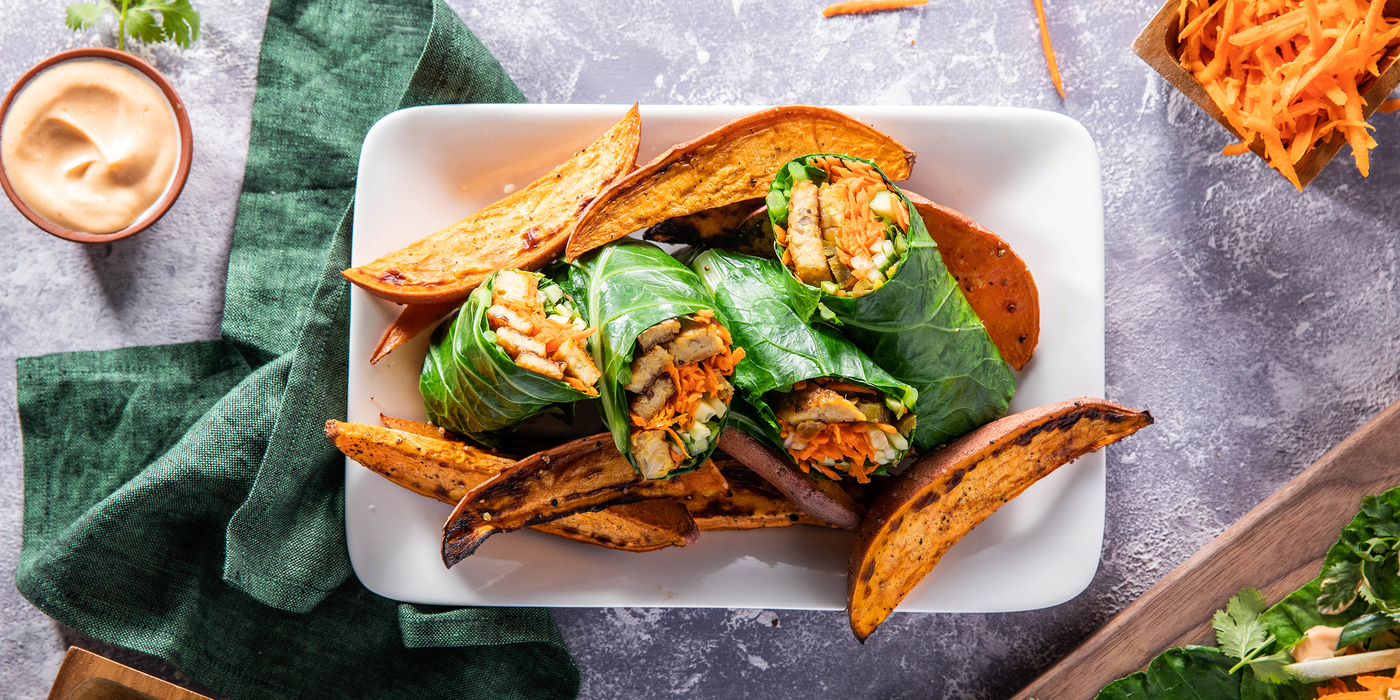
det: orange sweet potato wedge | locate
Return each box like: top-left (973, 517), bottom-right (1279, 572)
top-left (717, 427), bottom-right (863, 530)
top-left (847, 398), bottom-right (1153, 641)
top-left (369, 301), bottom-right (461, 364)
top-left (685, 457), bottom-right (838, 530)
top-left (327, 419), bottom-right (700, 553)
top-left (441, 433), bottom-right (729, 566)
top-left (904, 191), bottom-right (1039, 370)
top-left (343, 104), bottom-right (642, 305)
top-left (532, 499), bottom-right (700, 552)
top-left (565, 105), bottom-right (916, 260)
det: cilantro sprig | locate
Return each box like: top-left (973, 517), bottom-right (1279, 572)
top-left (1213, 588), bottom-right (1294, 684)
top-left (65, 0), bottom-right (201, 51)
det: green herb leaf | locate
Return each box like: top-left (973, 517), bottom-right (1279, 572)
top-left (1215, 589), bottom-right (1274, 664)
top-left (1318, 561), bottom-right (1365, 616)
top-left (65, 3), bottom-right (108, 30)
top-left (65, 0), bottom-right (200, 50)
top-left (1247, 651), bottom-right (1294, 685)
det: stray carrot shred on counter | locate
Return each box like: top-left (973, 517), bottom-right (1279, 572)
top-left (1381, 97), bottom-right (1400, 112)
top-left (1034, 0), bottom-right (1066, 98)
top-left (1176, 0), bottom-right (1400, 189)
top-left (822, 0), bottom-right (926, 18)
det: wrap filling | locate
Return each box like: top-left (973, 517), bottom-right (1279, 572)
top-left (486, 270), bottom-right (601, 394)
top-left (626, 311), bottom-right (745, 479)
top-left (773, 378), bottom-right (914, 483)
top-left (771, 155), bottom-right (911, 297)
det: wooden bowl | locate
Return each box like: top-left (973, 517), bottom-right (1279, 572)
top-left (1132, 0), bottom-right (1400, 189)
top-left (0, 47), bottom-right (193, 243)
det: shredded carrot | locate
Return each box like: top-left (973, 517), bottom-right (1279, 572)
top-left (1382, 97), bottom-right (1400, 111)
top-left (1177, 0), bottom-right (1400, 188)
top-left (1033, 0), bottom-right (1066, 98)
top-left (822, 0), bottom-right (926, 17)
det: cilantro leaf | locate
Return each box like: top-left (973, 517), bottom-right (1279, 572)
top-left (65, 2), bottom-right (109, 30)
top-left (1215, 588), bottom-right (1273, 662)
top-left (64, 0), bottom-right (200, 50)
top-left (1247, 650), bottom-right (1295, 685)
top-left (123, 6), bottom-right (166, 46)
top-left (1318, 560), bottom-right (1365, 616)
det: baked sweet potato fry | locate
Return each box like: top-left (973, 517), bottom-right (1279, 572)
top-left (326, 419), bottom-right (507, 502)
top-left (643, 198), bottom-right (766, 246)
top-left (566, 106), bottom-right (916, 260)
top-left (847, 398), bottom-right (1153, 641)
top-left (370, 301), bottom-right (461, 364)
top-left (533, 500), bottom-right (699, 551)
top-left (328, 419), bottom-right (701, 553)
top-left (686, 458), bottom-right (835, 530)
top-left (904, 191), bottom-right (1039, 370)
top-left (441, 433), bottom-right (729, 566)
top-left (718, 427), bottom-right (863, 531)
top-left (344, 104), bottom-right (641, 305)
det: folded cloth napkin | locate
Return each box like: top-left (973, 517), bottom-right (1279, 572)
top-left (15, 0), bottom-right (580, 697)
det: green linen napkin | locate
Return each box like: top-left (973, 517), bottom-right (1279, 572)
top-left (15, 0), bottom-right (580, 698)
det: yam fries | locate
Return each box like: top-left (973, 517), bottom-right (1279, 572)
top-left (441, 433), bottom-right (728, 566)
top-left (565, 106), bottom-right (915, 261)
top-left (343, 104), bottom-right (641, 305)
top-left (326, 419), bottom-right (701, 553)
top-left (848, 399), bottom-right (1153, 641)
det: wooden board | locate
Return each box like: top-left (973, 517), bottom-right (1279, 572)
top-left (46, 647), bottom-right (215, 700)
top-left (1131, 0), bottom-right (1400, 189)
top-left (1012, 399), bottom-right (1400, 700)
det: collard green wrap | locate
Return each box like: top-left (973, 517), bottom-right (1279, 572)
top-left (768, 153), bottom-right (1017, 450)
top-left (420, 271), bottom-right (592, 446)
top-left (561, 240), bottom-right (733, 477)
top-left (692, 249), bottom-right (915, 471)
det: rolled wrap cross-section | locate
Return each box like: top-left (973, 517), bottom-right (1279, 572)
top-left (562, 241), bottom-right (745, 479)
top-left (693, 249), bottom-right (915, 483)
top-left (420, 269), bottom-right (601, 446)
top-left (767, 154), bottom-right (1016, 451)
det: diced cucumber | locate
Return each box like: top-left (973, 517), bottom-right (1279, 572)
top-left (706, 397), bottom-right (728, 418)
top-left (872, 252), bottom-right (889, 270)
top-left (869, 190), bottom-right (897, 220)
top-left (820, 281), bottom-right (839, 294)
top-left (693, 400), bottom-right (718, 424)
top-left (894, 234), bottom-right (908, 255)
top-left (882, 239), bottom-right (895, 256)
top-left (482, 330), bottom-right (497, 342)
top-left (543, 284), bottom-right (565, 303)
top-left (890, 432), bottom-right (909, 451)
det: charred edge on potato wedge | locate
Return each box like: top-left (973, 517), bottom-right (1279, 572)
top-left (903, 191), bottom-right (1039, 371)
top-left (847, 398), bottom-right (1153, 642)
top-left (717, 427), bottom-right (864, 531)
top-left (685, 459), bottom-right (835, 530)
top-left (441, 433), bottom-right (729, 567)
top-left (566, 105), bottom-right (916, 261)
top-left (344, 104), bottom-right (641, 305)
top-left (331, 419), bottom-right (699, 553)
top-left (531, 500), bottom-right (701, 552)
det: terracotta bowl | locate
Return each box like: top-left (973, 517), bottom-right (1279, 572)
top-left (1132, 0), bottom-right (1400, 189)
top-left (0, 47), bottom-right (193, 243)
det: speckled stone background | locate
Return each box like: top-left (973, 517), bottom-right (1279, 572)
top-left (2, 0), bottom-right (1397, 697)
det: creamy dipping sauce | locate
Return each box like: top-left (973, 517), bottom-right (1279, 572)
top-left (1, 59), bottom-right (178, 234)
top-left (1291, 625), bottom-right (1345, 663)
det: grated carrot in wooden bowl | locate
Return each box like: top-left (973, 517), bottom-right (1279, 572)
top-left (1176, 0), bottom-right (1400, 189)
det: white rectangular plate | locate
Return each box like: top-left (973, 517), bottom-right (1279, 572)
top-left (347, 105), bottom-right (1104, 611)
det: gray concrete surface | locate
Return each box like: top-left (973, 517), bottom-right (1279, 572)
top-left (2, 0), bottom-right (1398, 698)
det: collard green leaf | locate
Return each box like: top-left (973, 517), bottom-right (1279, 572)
top-left (767, 154), bottom-right (1016, 450)
top-left (420, 271), bottom-right (593, 447)
top-left (1261, 488), bottom-right (1400, 650)
top-left (691, 250), bottom-right (915, 468)
top-left (561, 240), bottom-right (732, 476)
top-left (1095, 647), bottom-right (1242, 700)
